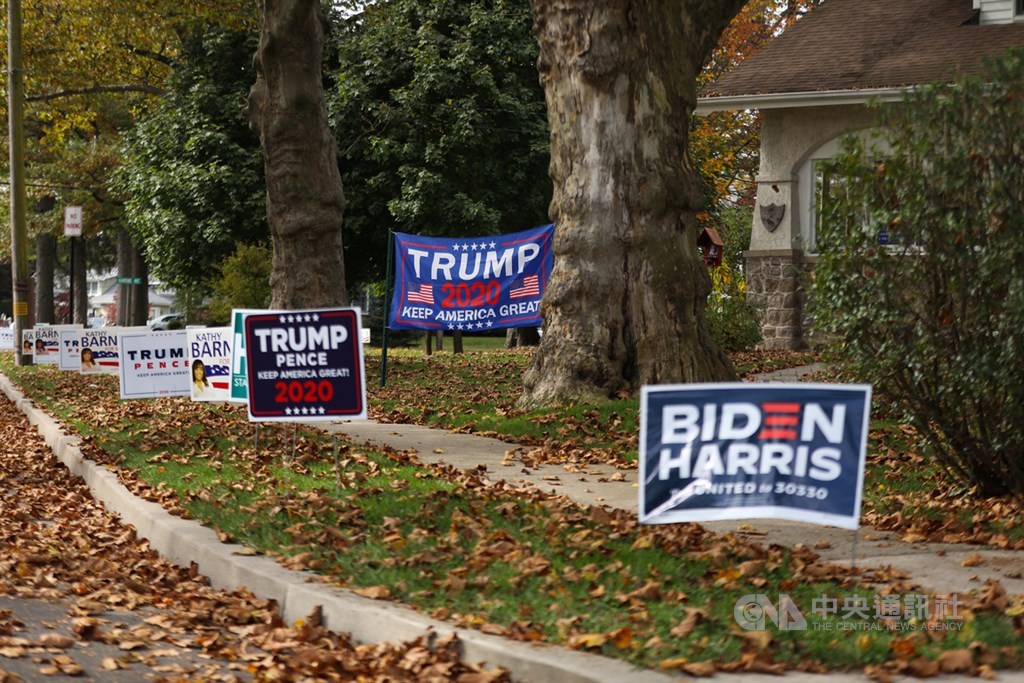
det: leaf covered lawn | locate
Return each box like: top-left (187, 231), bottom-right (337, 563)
top-left (2, 350), bottom-right (1022, 678)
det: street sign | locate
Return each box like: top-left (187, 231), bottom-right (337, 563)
top-left (64, 206), bottom-right (82, 237)
top-left (116, 277), bottom-right (142, 285)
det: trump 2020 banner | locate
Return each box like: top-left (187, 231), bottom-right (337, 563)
top-left (639, 384), bottom-right (871, 530)
top-left (388, 224), bottom-right (554, 331)
top-left (244, 309), bottom-right (367, 422)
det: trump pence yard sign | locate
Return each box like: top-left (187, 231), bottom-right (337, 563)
top-left (640, 383), bottom-right (871, 530)
top-left (244, 309), bottom-right (367, 422)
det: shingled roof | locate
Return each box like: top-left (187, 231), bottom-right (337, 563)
top-left (699, 0), bottom-right (1024, 108)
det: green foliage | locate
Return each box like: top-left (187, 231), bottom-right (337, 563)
top-left (114, 25), bottom-right (267, 292)
top-left (206, 242), bottom-right (273, 326)
top-left (706, 207), bottom-right (762, 351)
top-left (328, 0), bottom-right (551, 285)
top-left (811, 49), bottom-right (1024, 496)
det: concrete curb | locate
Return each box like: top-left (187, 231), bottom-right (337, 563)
top-left (0, 373), bottom-right (679, 683)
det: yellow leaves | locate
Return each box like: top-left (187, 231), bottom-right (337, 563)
top-left (567, 626), bottom-right (633, 651)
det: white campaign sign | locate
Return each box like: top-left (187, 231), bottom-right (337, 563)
top-left (118, 330), bottom-right (190, 399)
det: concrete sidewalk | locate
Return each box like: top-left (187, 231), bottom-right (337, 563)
top-left (4, 366), bottom-right (1021, 683)
top-left (325, 363), bottom-right (1022, 598)
top-left (324, 418), bottom-right (1023, 598)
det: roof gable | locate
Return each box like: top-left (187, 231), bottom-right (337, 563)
top-left (700, 0), bottom-right (1024, 108)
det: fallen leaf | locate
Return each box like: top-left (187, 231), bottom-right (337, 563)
top-left (353, 585), bottom-right (392, 600)
top-left (39, 633), bottom-right (75, 649)
top-left (936, 649), bottom-right (973, 673)
top-left (961, 555), bottom-right (986, 568)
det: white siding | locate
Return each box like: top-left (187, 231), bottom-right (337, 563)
top-left (978, 0), bottom-right (1015, 24)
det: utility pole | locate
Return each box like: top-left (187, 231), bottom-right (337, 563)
top-left (7, 0), bottom-right (31, 365)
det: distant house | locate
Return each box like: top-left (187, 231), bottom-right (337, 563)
top-left (696, 0), bottom-right (1024, 350)
top-left (86, 270), bottom-right (177, 322)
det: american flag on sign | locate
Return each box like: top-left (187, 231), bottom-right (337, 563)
top-left (509, 274), bottom-right (540, 299)
top-left (93, 350), bottom-right (119, 366)
top-left (406, 283), bottom-right (435, 305)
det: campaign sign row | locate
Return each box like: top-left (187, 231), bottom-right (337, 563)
top-left (3, 308), bottom-right (367, 423)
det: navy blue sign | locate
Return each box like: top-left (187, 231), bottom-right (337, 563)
top-left (244, 309), bottom-right (367, 422)
top-left (640, 384), bottom-right (871, 530)
top-left (388, 224), bottom-right (554, 331)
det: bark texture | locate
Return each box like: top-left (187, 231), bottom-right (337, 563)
top-left (130, 247), bottom-right (148, 326)
top-left (34, 233), bottom-right (55, 324)
top-left (522, 0), bottom-right (744, 405)
top-left (72, 237), bottom-right (87, 325)
top-left (116, 228), bottom-right (132, 326)
top-left (246, 0), bottom-right (347, 309)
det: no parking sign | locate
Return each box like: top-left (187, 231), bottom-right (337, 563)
top-left (243, 309), bottom-right (367, 422)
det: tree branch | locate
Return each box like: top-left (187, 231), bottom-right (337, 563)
top-left (27, 84), bottom-right (166, 102)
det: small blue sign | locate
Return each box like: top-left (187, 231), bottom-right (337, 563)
top-left (640, 383), bottom-right (871, 530)
top-left (244, 309), bottom-right (367, 422)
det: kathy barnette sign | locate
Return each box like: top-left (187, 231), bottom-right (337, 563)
top-left (639, 384), bottom-right (871, 530)
top-left (244, 309), bottom-right (367, 422)
top-left (388, 224), bottom-right (554, 331)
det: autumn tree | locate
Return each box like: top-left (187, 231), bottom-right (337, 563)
top-left (246, 0), bottom-right (347, 309)
top-left (116, 25), bottom-right (267, 294)
top-left (328, 0), bottom-right (550, 288)
top-left (692, 0), bottom-right (818, 214)
top-left (522, 1), bottom-right (747, 405)
top-left (1, 0), bottom-right (252, 322)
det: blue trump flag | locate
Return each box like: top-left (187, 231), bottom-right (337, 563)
top-left (388, 225), bottom-right (554, 331)
top-left (639, 383), bottom-right (871, 530)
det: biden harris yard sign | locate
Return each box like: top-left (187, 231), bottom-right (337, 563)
top-left (639, 384), bottom-right (871, 530)
top-left (244, 309), bottom-right (367, 422)
top-left (388, 224), bottom-right (553, 331)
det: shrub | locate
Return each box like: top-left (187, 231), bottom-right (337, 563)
top-left (706, 206), bottom-right (762, 351)
top-left (812, 49), bottom-right (1024, 496)
top-left (206, 242), bottom-right (273, 326)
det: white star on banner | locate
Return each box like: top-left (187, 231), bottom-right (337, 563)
top-left (489, 241), bottom-right (496, 249)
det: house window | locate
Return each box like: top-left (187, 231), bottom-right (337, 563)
top-left (799, 129), bottom-right (892, 253)
top-left (812, 159), bottom-right (846, 252)
top-left (1017, 0), bottom-right (1024, 19)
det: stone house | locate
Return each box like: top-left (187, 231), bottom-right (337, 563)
top-left (696, 0), bottom-right (1024, 349)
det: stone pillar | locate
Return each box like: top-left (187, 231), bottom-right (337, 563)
top-left (745, 250), bottom-right (808, 350)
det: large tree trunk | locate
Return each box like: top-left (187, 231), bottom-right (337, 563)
top-left (116, 228), bottom-right (132, 326)
top-left (34, 232), bottom-right (55, 324)
top-left (506, 327), bottom-right (540, 349)
top-left (72, 237), bottom-right (87, 325)
top-left (246, 0), bottom-right (347, 310)
top-left (130, 247), bottom-right (148, 326)
top-left (521, 0), bottom-right (744, 406)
